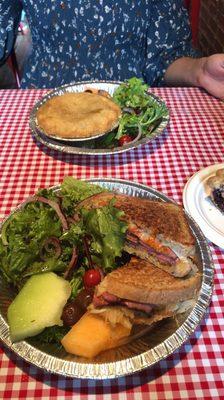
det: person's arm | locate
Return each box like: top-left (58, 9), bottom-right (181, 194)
top-left (0, 0), bottom-right (22, 65)
top-left (144, 0), bottom-right (199, 86)
top-left (164, 54), bottom-right (224, 100)
top-left (145, 1), bottom-right (224, 100)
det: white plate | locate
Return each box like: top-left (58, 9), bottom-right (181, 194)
top-left (183, 163), bottom-right (224, 248)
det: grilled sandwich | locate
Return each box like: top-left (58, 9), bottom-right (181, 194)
top-left (92, 257), bottom-right (201, 325)
top-left (61, 191), bottom-right (201, 358)
top-left (62, 257), bottom-right (201, 358)
top-left (78, 192), bottom-right (198, 278)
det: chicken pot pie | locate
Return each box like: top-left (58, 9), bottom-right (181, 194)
top-left (36, 92), bottom-right (121, 139)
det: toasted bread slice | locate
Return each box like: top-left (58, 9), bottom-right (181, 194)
top-left (78, 192), bottom-right (194, 246)
top-left (96, 257), bottom-right (201, 306)
top-left (79, 192), bottom-right (197, 277)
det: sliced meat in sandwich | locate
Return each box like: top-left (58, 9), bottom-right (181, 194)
top-left (92, 257), bottom-right (201, 327)
top-left (78, 192), bottom-right (198, 278)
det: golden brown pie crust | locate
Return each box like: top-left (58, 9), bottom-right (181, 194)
top-left (36, 92), bottom-right (121, 139)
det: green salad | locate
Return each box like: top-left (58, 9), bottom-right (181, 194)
top-left (0, 177), bottom-right (128, 344)
top-left (98, 77), bottom-right (169, 148)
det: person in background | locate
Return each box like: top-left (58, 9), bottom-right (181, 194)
top-left (0, 0), bottom-right (223, 99)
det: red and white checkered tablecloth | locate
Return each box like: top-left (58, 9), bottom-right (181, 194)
top-left (0, 87), bottom-right (224, 399)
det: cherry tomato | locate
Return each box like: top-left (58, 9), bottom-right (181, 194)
top-left (83, 269), bottom-right (101, 288)
top-left (118, 134), bottom-right (133, 146)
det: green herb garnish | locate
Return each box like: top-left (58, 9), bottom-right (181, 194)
top-left (113, 77), bottom-right (168, 141)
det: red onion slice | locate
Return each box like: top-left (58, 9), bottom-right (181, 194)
top-left (97, 267), bottom-right (105, 280)
top-left (25, 196), bottom-right (68, 231)
top-left (131, 124), bottom-right (142, 144)
top-left (64, 247), bottom-right (78, 280)
top-left (40, 237), bottom-right (62, 260)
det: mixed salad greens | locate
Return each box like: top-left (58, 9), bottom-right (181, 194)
top-left (98, 77), bottom-right (168, 148)
top-left (0, 177), bottom-right (128, 344)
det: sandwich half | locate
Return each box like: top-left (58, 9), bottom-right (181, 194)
top-left (61, 257), bottom-right (201, 358)
top-left (92, 257), bottom-right (201, 326)
top-left (78, 192), bottom-right (198, 278)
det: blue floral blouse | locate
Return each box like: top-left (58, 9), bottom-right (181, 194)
top-left (0, 0), bottom-right (198, 88)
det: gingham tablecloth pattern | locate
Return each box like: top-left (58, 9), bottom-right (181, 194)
top-left (0, 87), bottom-right (224, 400)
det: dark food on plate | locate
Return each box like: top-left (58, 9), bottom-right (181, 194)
top-left (61, 287), bottom-right (94, 327)
top-left (84, 87), bottom-right (112, 98)
top-left (0, 178), bottom-right (201, 359)
top-left (36, 92), bottom-right (121, 139)
top-left (207, 168), bottom-right (224, 213)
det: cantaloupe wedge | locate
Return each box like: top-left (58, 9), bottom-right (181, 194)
top-left (61, 312), bottom-right (131, 358)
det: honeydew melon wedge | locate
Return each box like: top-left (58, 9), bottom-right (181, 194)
top-left (7, 272), bottom-right (71, 343)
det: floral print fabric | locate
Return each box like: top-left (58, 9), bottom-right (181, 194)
top-left (0, 0), bottom-right (198, 88)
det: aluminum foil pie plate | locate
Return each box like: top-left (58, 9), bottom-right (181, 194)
top-left (29, 81), bottom-right (169, 155)
top-left (0, 179), bottom-right (213, 379)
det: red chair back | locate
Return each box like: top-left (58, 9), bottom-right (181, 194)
top-left (7, 50), bottom-right (21, 88)
top-left (184, 0), bottom-right (201, 46)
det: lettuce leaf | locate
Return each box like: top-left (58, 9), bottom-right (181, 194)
top-left (0, 178), bottom-right (127, 289)
top-left (60, 177), bottom-right (105, 215)
top-left (81, 201), bottom-right (127, 271)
